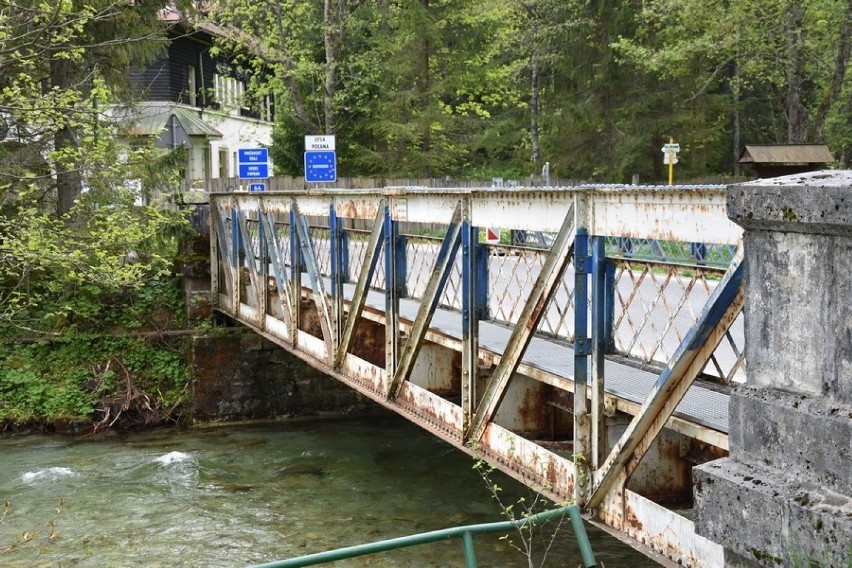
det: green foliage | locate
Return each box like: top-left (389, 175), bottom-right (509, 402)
top-left (222, 0), bottom-right (849, 180)
top-left (471, 449), bottom-right (573, 568)
top-left (0, 331), bottom-right (190, 424)
top-left (615, 0), bottom-right (851, 166)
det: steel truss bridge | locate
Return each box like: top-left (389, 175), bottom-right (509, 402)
top-left (210, 185), bottom-right (745, 566)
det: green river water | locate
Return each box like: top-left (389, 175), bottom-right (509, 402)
top-left (1, 416), bottom-right (661, 567)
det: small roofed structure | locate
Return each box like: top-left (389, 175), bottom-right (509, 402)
top-left (738, 144), bottom-right (835, 178)
top-left (112, 104), bottom-right (223, 149)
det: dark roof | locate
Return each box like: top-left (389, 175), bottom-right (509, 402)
top-left (738, 144), bottom-right (835, 165)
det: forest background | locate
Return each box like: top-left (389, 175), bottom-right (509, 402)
top-left (0, 0), bottom-right (849, 428)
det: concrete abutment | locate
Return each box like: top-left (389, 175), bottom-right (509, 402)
top-left (694, 171), bottom-right (852, 567)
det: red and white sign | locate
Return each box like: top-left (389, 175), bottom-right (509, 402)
top-left (485, 227), bottom-right (501, 244)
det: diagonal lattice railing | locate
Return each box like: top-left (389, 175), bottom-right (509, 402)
top-left (215, 198), bottom-right (744, 386)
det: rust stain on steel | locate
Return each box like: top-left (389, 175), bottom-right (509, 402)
top-left (624, 505), bottom-right (645, 534)
top-left (337, 198), bottom-right (380, 220)
top-left (397, 383), bottom-right (463, 433)
top-left (517, 381), bottom-right (550, 434)
top-left (348, 318), bottom-right (385, 367)
top-left (299, 298), bottom-right (324, 339)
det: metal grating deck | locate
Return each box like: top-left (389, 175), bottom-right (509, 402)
top-left (328, 277), bottom-right (729, 434)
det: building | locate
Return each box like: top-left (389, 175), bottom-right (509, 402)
top-left (113, 11), bottom-right (274, 192)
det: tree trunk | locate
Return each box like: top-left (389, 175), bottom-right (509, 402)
top-left (812, 0), bottom-right (852, 140)
top-left (785, 0), bottom-right (808, 143)
top-left (420, 0), bottom-right (431, 164)
top-left (273, 3), bottom-right (316, 131)
top-left (529, 5), bottom-right (541, 165)
top-left (732, 62), bottom-right (741, 177)
top-left (51, 57), bottom-right (83, 219)
top-left (323, 0), bottom-right (337, 134)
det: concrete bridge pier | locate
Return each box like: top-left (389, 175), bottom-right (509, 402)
top-left (694, 171), bottom-right (852, 567)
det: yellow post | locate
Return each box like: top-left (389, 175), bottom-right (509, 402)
top-left (668, 136), bottom-right (674, 186)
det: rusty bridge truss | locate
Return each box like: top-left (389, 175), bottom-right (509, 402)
top-left (210, 186), bottom-right (745, 566)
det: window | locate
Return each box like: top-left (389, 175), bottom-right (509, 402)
top-left (213, 73), bottom-right (245, 110)
top-left (259, 94), bottom-right (275, 123)
top-left (218, 147), bottom-right (229, 178)
top-left (202, 146), bottom-right (212, 181)
top-left (187, 65), bottom-right (197, 106)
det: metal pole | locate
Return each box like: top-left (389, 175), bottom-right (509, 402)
top-left (329, 204), bottom-right (343, 350)
top-left (668, 136), bottom-right (674, 186)
top-left (573, 226), bottom-right (591, 505)
top-left (590, 235), bottom-right (607, 468)
top-left (461, 207), bottom-right (479, 432)
top-left (384, 203), bottom-right (399, 382)
top-left (568, 505), bottom-right (598, 568)
top-left (289, 209), bottom-right (301, 345)
top-left (251, 505), bottom-right (596, 568)
top-left (461, 531), bottom-right (477, 568)
top-left (258, 208), bottom-right (268, 329)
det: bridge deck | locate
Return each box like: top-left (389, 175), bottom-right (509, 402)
top-left (331, 276), bottom-right (730, 435)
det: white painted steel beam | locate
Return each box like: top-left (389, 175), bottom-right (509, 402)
top-left (334, 202), bottom-right (386, 369)
top-left (214, 185), bottom-right (741, 244)
top-left (236, 211), bottom-right (264, 328)
top-left (260, 211), bottom-right (294, 338)
top-left (387, 201), bottom-right (463, 399)
top-left (465, 203), bottom-right (576, 443)
top-left (212, 205), bottom-right (236, 307)
top-left (293, 205), bottom-right (335, 362)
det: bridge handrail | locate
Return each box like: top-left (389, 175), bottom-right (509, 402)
top-left (249, 504), bottom-right (597, 568)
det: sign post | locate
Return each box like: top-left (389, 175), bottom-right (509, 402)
top-left (661, 138), bottom-right (680, 185)
top-left (304, 135), bottom-right (337, 183)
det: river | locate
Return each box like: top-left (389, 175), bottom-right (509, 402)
top-left (1, 416), bottom-right (661, 567)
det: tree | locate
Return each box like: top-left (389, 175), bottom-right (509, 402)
top-left (0, 0), bottom-right (190, 335)
top-left (212, 0), bottom-right (357, 172)
top-left (0, 0), bottom-right (181, 218)
top-left (614, 0), bottom-right (852, 172)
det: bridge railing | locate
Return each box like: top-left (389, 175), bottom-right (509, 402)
top-left (249, 504), bottom-right (597, 568)
top-left (227, 193), bottom-right (744, 385)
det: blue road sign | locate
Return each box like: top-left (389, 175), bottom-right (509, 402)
top-left (238, 147), bottom-right (270, 180)
top-left (248, 182), bottom-right (266, 193)
top-left (238, 148), bottom-right (268, 163)
top-left (238, 163), bottom-right (270, 179)
top-left (305, 151), bottom-right (337, 183)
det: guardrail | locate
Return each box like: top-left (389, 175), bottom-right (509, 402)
top-left (250, 504), bottom-right (597, 568)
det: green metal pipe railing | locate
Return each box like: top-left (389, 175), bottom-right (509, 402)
top-left (250, 504), bottom-right (597, 568)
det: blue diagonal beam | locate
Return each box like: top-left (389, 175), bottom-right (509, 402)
top-left (465, 204), bottom-right (577, 443)
top-left (293, 204), bottom-right (335, 362)
top-left (587, 255), bottom-right (746, 510)
top-left (387, 201), bottom-right (464, 400)
top-left (212, 205), bottom-right (236, 302)
top-left (236, 210), bottom-right (264, 319)
top-left (334, 201), bottom-right (387, 369)
top-left (260, 211), bottom-right (294, 334)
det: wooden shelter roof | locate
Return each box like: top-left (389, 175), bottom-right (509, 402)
top-left (738, 144), bottom-right (834, 165)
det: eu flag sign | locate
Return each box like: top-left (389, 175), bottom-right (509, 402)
top-left (304, 151), bottom-right (337, 183)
